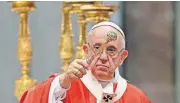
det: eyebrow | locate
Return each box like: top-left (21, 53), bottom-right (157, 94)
top-left (107, 45), bottom-right (117, 49)
top-left (92, 43), bottom-right (118, 49)
top-left (92, 43), bottom-right (102, 46)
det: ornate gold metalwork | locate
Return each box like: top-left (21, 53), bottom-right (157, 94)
top-left (59, 2), bottom-right (74, 71)
top-left (81, 5), bottom-right (119, 22)
top-left (75, 14), bottom-right (87, 59)
top-left (11, 1), bottom-right (37, 100)
top-left (67, 1), bottom-right (95, 59)
top-left (94, 1), bottom-right (104, 5)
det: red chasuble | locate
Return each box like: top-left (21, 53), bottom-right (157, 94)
top-left (20, 74), bottom-right (151, 103)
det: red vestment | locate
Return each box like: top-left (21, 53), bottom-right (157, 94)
top-left (20, 74), bottom-right (151, 103)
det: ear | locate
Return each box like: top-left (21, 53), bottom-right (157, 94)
top-left (117, 50), bottom-right (128, 66)
top-left (121, 50), bottom-right (128, 61)
top-left (82, 44), bottom-right (88, 56)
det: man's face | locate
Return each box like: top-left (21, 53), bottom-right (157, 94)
top-left (83, 26), bottom-right (128, 80)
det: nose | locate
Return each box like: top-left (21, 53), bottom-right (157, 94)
top-left (99, 49), bottom-right (108, 62)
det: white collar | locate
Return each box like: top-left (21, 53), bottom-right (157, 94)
top-left (80, 68), bottom-right (127, 102)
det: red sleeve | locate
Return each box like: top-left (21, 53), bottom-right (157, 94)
top-left (141, 95), bottom-right (151, 103)
top-left (19, 91), bottom-right (28, 103)
top-left (19, 74), bottom-right (58, 103)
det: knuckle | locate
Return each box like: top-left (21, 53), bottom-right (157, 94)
top-left (79, 65), bottom-right (83, 69)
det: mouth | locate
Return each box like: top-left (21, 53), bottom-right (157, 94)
top-left (96, 65), bottom-right (109, 71)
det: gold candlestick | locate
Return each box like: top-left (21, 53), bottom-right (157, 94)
top-left (67, 1), bottom-right (95, 59)
top-left (94, 1), bottom-right (104, 5)
top-left (11, 1), bottom-right (37, 100)
top-left (81, 5), bottom-right (119, 22)
top-left (75, 14), bottom-right (86, 59)
top-left (59, 2), bottom-right (74, 71)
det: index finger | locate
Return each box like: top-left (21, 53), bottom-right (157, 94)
top-left (89, 54), bottom-right (100, 70)
top-left (76, 59), bottom-right (89, 70)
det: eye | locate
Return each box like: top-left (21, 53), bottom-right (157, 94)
top-left (94, 45), bottom-right (100, 49)
top-left (107, 47), bottom-right (117, 56)
top-left (107, 47), bottom-right (116, 52)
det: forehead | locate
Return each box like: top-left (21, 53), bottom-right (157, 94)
top-left (91, 26), bottom-right (117, 37)
top-left (89, 26), bottom-right (124, 47)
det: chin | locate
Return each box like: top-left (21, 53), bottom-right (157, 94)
top-left (93, 70), bottom-right (108, 80)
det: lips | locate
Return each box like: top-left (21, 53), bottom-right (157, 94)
top-left (96, 64), bottom-right (109, 68)
top-left (96, 65), bottom-right (109, 71)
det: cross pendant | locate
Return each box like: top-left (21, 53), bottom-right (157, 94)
top-left (101, 93), bottom-right (114, 103)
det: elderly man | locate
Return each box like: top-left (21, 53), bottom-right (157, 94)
top-left (20, 21), bottom-right (151, 103)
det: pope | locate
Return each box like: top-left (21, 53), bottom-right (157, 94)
top-left (20, 21), bottom-right (151, 103)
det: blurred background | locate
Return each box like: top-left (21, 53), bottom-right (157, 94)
top-left (0, 1), bottom-right (179, 103)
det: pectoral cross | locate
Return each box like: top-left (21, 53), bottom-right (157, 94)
top-left (101, 93), bottom-right (116, 103)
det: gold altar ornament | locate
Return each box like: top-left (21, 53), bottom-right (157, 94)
top-left (11, 1), bottom-right (37, 100)
top-left (67, 1), bottom-right (95, 59)
top-left (81, 5), bottom-right (119, 22)
top-left (59, 2), bottom-right (74, 71)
